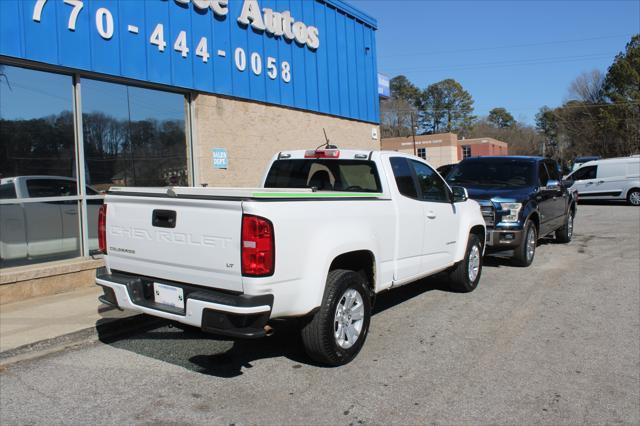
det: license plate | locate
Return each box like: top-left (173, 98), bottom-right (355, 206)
top-left (153, 282), bottom-right (184, 310)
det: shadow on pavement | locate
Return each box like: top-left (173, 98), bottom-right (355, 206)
top-left (96, 274), bottom-right (459, 377)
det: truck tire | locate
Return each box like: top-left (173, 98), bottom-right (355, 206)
top-left (448, 233), bottom-right (483, 292)
top-left (301, 269), bottom-right (371, 366)
top-left (512, 220), bottom-right (537, 267)
top-left (555, 208), bottom-right (574, 243)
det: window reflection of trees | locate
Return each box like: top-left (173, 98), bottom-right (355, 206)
top-left (0, 112), bottom-right (76, 179)
top-left (83, 112), bottom-right (188, 190)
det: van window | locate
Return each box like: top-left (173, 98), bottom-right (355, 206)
top-left (570, 165), bottom-right (597, 181)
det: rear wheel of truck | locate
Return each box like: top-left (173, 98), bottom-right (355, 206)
top-left (301, 269), bottom-right (371, 366)
top-left (448, 233), bottom-right (483, 292)
top-left (555, 209), bottom-right (574, 243)
top-left (513, 220), bottom-right (537, 267)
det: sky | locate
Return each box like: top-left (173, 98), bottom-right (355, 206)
top-left (353, 0), bottom-right (640, 124)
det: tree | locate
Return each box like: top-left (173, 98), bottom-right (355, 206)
top-left (470, 119), bottom-right (542, 156)
top-left (389, 75), bottom-right (420, 103)
top-left (602, 34), bottom-right (640, 156)
top-left (567, 70), bottom-right (605, 104)
top-left (488, 107), bottom-right (515, 128)
top-left (533, 35), bottom-right (640, 161)
top-left (418, 79), bottom-right (475, 135)
top-left (535, 106), bottom-right (559, 143)
top-left (380, 75), bottom-right (420, 138)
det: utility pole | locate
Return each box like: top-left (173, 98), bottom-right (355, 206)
top-left (411, 111), bottom-right (417, 156)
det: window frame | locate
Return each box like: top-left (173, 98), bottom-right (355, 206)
top-left (0, 58), bottom-right (195, 267)
top-left (462, 145), bottom-right (472, 159)
top-left (570, 165), bottom-right (597, 181)
top-left (409, 159), bottom-right (453, 204)
top-left (390, 156), bottom-right (452, 203)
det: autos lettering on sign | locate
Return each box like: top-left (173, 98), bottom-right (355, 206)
top-left (30, 0), bottom-right (323, 83)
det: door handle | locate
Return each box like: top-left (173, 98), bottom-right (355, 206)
top-left (63, 210), bottom-right (77, 215)
top-left (427, 211), bottom-right (436, 219)
top-left (585, 182), bottom-right (594, 185)
top-left (597, 180), bottom-right (605, 184)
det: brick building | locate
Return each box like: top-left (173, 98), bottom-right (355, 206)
top-left (381, 133), bottom-right (509, 168)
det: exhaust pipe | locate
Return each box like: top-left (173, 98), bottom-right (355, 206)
top-left (264, 325), bottom-right (275, 337)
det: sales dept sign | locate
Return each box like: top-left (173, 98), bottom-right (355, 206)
top-left (212, 148), bottom-right (228, 169)
top-left (29, 0), bottom-right (319, 85)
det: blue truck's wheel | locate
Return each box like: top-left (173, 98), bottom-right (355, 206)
top-left (555, 209), bottom-right (575, 243)
top-left (513, 221), bottom-right (537, 267)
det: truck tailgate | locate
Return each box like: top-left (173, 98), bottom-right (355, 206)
top-left (105, 195), bottom-right (243, 293)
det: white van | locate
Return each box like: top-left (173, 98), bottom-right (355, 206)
top-left (567, 156), bottom-right (640, 205)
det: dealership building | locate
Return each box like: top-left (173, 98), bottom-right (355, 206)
top-left (381, 133), bottom-right (509, 168)
top-left (0, 0), bottom-right (380, 302)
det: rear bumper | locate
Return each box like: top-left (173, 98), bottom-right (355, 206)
top-left (96, 268), bottom-right (273, 338)
top-left (486, 228), bottom-right (524, 249)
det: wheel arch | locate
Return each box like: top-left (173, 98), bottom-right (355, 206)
top-left (469, 224), bottom-right (486, 253)
top-left (329, 250), bottom-right (376, 296)
top-left (527, 210), bottom-right (540, 234)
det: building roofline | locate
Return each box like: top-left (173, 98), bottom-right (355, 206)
top-left (323, 0), bottom-right (378, 28)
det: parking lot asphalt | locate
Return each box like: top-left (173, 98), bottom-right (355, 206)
top-left (0, 204), bottom-right (638, 425)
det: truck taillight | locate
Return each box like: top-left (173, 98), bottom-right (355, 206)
top-left (241, 214), bottom-right (274, 276)
top-left (98, 204), bottom-right (107, 254)
top-left (304, 149), bottom-right (340, 159)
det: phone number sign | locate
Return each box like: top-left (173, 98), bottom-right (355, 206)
top-left (0, 0), bottom-right (380, 123)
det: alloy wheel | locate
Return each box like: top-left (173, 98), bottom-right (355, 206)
top-left (468, 244), bottom-right (481, 282)
top-left (333, 288), bottom-right (364, 349)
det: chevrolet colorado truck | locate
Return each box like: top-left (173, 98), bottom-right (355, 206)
top-left (446, 156), bottom-right (577, 267)
top-left (96, 148), bottom-right (486, 365)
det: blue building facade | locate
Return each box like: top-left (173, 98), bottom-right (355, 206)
top-left (0, 0), bottom-right (380, 273)
top-left (0, 0), bottom-right (379, 123)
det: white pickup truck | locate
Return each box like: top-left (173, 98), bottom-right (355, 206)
top-left (96, 148), bottom-right (486, 365)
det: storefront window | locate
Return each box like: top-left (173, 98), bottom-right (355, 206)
top-left (82, 79), bottom-right (189, 191)
top-left (0, 65), bottom-right (81, 267)
top-left (0, 64), bottom-right (191, 268)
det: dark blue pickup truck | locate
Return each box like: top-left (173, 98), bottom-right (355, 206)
top-left (446, 156), bottom-right (577, 266)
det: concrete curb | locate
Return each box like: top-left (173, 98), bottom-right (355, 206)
top-left (0, 314), bottom-right (166, 367)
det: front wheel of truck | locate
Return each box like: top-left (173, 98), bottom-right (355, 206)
top-left (448, 233), bottom-right (483, 292)
top-left (301, 269), bottom-right (371, 366)
top-left (513, 220), bottom-right (537, 267)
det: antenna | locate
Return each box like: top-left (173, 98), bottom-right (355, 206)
top-left (316, 128), bottom-right (337, 150)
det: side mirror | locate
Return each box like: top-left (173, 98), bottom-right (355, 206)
top-left (545, 179), bottom-right (561, 191)
top-left (561, 179), bottom-right (574, 188)
top-left (451, 186), bottom-right (468, 203)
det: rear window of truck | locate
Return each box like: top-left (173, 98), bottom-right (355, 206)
top-left (265, 160), bottom-right (382, 192)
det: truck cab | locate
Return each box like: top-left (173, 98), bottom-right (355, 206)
top-left (447, 156), bottom-right (577, 266)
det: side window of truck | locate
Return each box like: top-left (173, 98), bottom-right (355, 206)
top-left (545, 160), bottom-right (561, 181)
top-left (538, 162), bottom-right (550, 187)
top-left (0, 183), bottom-right (17, 199)
top-left (410, 160), bottom-right (451, 203)
top-left (390, 157), bottom-right (418, 199)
